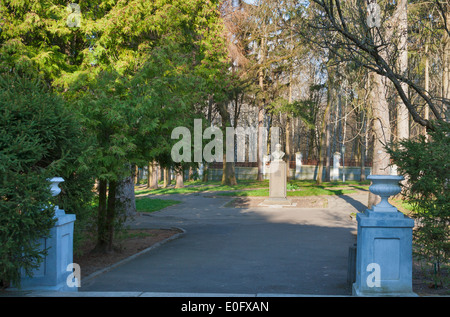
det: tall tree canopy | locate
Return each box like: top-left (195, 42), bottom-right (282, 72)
top-left (1, 0), bottom-right (231, 252)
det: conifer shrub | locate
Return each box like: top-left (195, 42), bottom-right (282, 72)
top-left (0, 73), bottom-right (90, 288)
top-left (387, 121), bottom-right (450, 287)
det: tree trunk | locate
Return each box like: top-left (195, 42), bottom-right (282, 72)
top-left (368, 71), bottom-right (392, 208)
top-left (222, 153), bottom-right (237, 186)
top-left (202, 163), bottom-right (209, 182)
top-left (147, 162), bottom-right (151, 187)
top-left (257, 37), bottom-right (266, 182)
top-left (96, 179), bottom-right (108, 252)
top-left (316, 81), bottom-right (332, 184)
top-left (286, 115), bottom-right (291, 181)
top-left (342, 93), bottom-right (348, 182)
top-left (221, 107), bottom-right (237, 186)
top-left (257, 106), bottom-right (265, 181)
top-left (424, 43), bottom-right (430, 140)
top-left (203, 94), bottom-right (213, 183)
top-left (396, 0), bottom-right (409, 141)
top-left (216, 101), bottom-right (238, 185)
top-left (360, 108), bottom-right (367, 182)
top-left (325, 117), bottom-right (331, 182)
top-left (443, 11), bottom-right (450, 119)
top-left (325, 91), bottom-right (332, 182)
top-left (286, 66), bottom-right (293, 181)
top-left (115, 166), bottom-right (137, 219)
top-left (105, 180), bottom-right (117, 253)
top-left (147, 161), bottom-right (158, 189)
top-left (95, 179), bottom-right (117, 253)
top-left (175, 169), bottom-right (184, 188)
top-left (134, 165), bottom-right (139, 184)
top-left (163, 168), bottom-right (169, 188)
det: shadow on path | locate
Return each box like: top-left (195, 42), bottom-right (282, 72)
top-left (81, 192), bottom-right (359, 295)
top-left (338, 194), bottom-right (367, 213)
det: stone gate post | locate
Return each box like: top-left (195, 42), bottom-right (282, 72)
top-left (352, 175), bottom-right (416, 296)
top-left (20, 177), bottom-right (77, 292)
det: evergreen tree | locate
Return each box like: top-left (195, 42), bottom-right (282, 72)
top-left (0, 72), bottom-right (86, 287)
top-left (387, 121), bottom-right (450, 287)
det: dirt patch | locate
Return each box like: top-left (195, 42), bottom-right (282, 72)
top-left (74, 228), bottom-right (183, 280)
top-left (225, 196), bottom-right (327, 208)
top-left (412, 262), bottom-right (449, 296)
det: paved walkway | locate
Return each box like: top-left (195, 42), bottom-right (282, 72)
top-left (74, 191), bottom-right (367, 296)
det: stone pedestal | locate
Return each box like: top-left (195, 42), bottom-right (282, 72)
top-left (268, 161), bottom-right (288, 200)
top-left (19, 178), bottom-right (77, 292)
top-left (261, 144), bottom-right (291, 206)
top-left (352, 175), bottom-right (416, 296)
top-left (20, 210), bottom-right (77, 291)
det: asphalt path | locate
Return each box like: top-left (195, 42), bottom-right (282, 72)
top-left (79, 191), bottom-right (368, 295)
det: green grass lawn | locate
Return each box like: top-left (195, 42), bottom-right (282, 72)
top-left (135, 197), bottom-right (181, 213)
top-left (135, 179), bottom-right (370, 197)
top-left (217, 187), bottom-right (357, 197)
top-left (390, 197), bottom-right (416, 216)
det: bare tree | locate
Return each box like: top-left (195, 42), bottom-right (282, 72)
top-left (292, 0), bottom-right (449, 205)
top-left (299, 0), bottom-right (447, 130)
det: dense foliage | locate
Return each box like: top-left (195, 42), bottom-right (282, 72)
top-left (1, 0), bottom-right (230, 253)
top-left (388, 121), bottom-right (450, 285)
top-left (0, 72), bottom-right (88, 287)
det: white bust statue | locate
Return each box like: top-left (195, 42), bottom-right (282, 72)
top-left (272, 144), bottom-right (285, 161)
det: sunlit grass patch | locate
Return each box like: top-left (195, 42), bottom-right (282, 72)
top-left (135, 179), bottom-right (368, 197)
top-left (217, 187), bottom-right (357, 197)
top-left (135, 197), bottom-right (181, 213)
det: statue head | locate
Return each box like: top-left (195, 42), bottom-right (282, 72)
top-left (272, 144), bottom-right (284, 161)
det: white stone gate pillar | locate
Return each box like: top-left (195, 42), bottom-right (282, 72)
top-left (20, 177), bottom-right (77, 292)
top-left (352, 175), bottom-right (416, 296)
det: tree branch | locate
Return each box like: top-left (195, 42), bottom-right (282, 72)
top-left (305, 0), bottom-right (444, 129)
